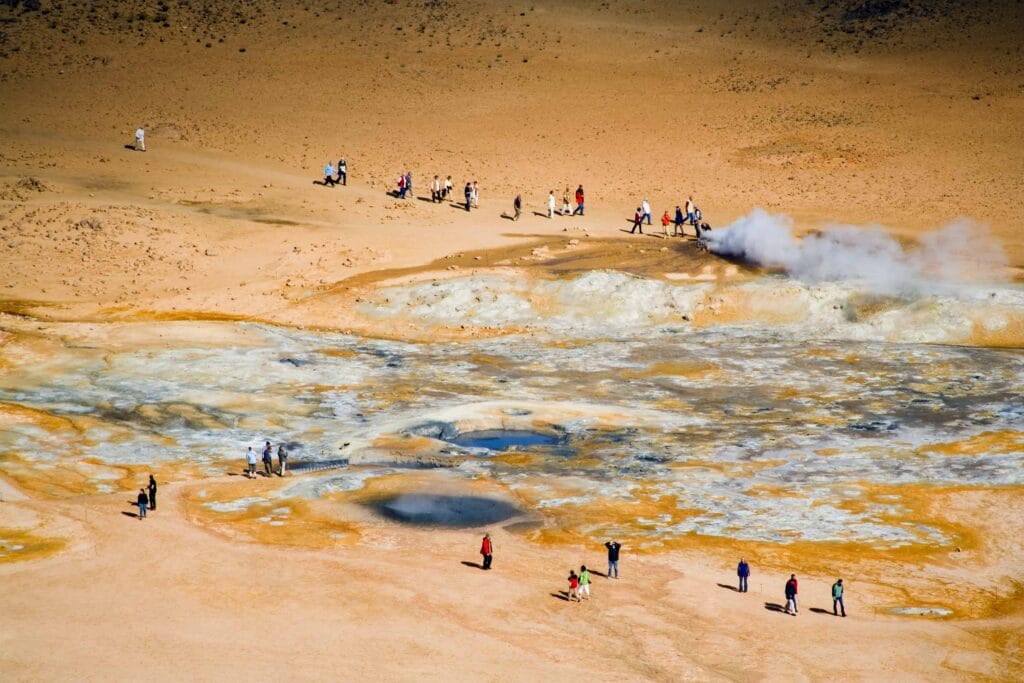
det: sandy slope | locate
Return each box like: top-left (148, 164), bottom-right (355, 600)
top-left (1, 1), bottom-right (1023, 680)
top-left (1, 476), bottom-right (1020, 681)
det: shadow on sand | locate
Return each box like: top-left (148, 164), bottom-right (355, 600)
top-left (717, 583), bottom-right (739, 592)
top-left (461, 561), bottom-right (484, 570)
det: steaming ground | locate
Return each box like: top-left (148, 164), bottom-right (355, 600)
top-left (704, 210), bottom-right (1011, 296)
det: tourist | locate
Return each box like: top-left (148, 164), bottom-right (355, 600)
top-left (337, 157), bottom-right (347, 186)
top-left (513, 194), bottom-right (522, 221)
top-left (561, 187), bottom-right (571, 216)
top-left (605, 540), bottom-right (621, 578)
top-left (737, 558), bottom-right (750, 593)
top-left (480, 532), bottom-right (493, 569)
top-left (548, 190), bottom-right (556, 218)
top-left (784, 574), bottom-right (799, 615)
top-left (148, 475), bottom-right (157, 511)
top-left (397, 173), bottom-right (407, 199)
top-left (431, 175), bottom-right (442, 203)
top-left (134, 126), bottom-right (146, 152)
top-left (405, 171), bottom-right (413, 198)
top-left (444, 175), bottom-right (453, 200)
top-left (686, 196), bottom-right (696, 226)
top-left (277, 443), bottom-right (288, 477)
top-left (573, 185), bottom-right (585, 215)
top-left (245, 447), bottom-right (257, 478)
top-left (832, 578), bottom-right (846, 617)
top-left (673, 206), bottom-right (685, 237)
top-left (661, 210), bottom-right (671, 236)
top-left (464, 182), bottom-right (472, 211)
top-left (641, 198), bottom-right (652, 226)
top-left (262, 441), bottom-right (273, 477)
top-left (578, 565), bottom-right (592, 600)
top-left (136, 488), bottom-right (148, 520)
top-left (323, 161), bottom-right (337, 187)
top-left (471, 180), bottom-right (480, 208)
top-left (568, 570), bottom-right (580, 602)
top-left (630, 207), bottom-right (643, 234)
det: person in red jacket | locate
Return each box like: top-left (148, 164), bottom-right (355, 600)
top-left (573, 185), bottom-right (585, 216)
top-left (480, 533), bottom-right (493, 570)
top-left (784, 574), bottom-right (799, 615)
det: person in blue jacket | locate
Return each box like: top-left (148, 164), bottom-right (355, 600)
top-left (737, 558), bottom-right (750, 592)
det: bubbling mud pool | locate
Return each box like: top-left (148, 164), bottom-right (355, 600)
top-left (0, 271), bottom-right (1022, 551)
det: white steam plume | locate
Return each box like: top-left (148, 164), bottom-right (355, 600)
top-left (704, 209), bottom-right (1008, 295)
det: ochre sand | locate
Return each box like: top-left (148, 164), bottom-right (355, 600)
top-left (1, 0), bottom-right (1023, 679)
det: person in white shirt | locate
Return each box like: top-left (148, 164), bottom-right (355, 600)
top-left (561, 187), bottom-right (571, 215)
top-left (686, 196), bottom-right (696, 226)
top-left (134, 126), bottom-right (145, 152)
top-left (641, 198), bottom-right (652, 225)
top-left (548, 191), bottom-right (556, 218)
top-left (444, 176), bottom-right (453, 200)
top-left (431, 175), bottom-right (442, 203)
top-left (471, 181), bottom-right (480, 208)
top-left (245, 447), bottom-right (257, 478)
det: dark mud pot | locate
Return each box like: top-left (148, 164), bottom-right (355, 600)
top-left (370, 494), bottom-right (522, 527)
top-left (449, 429), bottom-right (559, 451)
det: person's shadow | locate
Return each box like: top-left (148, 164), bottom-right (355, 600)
top-left (764, 602), bottom-right (787, 613)
top-left (461, 561), bottom-right (483, 570)
top-left (589, 569), bottom-right (607, 578)
top-left (123, 144), bottom-right (139, 151)
top-left (500, 212), bottom-right (516, 221)
top-left (809, 607), bottom-right (832, 615)
top-left (122, 511), bottom-right (139, 518)
top-left (717, 583), bottom-right (739, 592)
top-left (550, 591), bottom-right (570, 601)
top-left (532, 211), bottom-right (549, 218)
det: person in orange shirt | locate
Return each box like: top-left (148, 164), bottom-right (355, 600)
top-left (480, 533), bottom-right (493, 570)
top-left (661, 210), bottom-right (672, 236)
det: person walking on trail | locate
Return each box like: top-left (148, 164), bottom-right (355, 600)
top-left (673, 206), bottom-right (685, 237)
top-left (148, 475), bottom-right (157, 512)
top-left (832, 578), bottom-right (846, 617)
top-left (136, 488), bottom-right (149, 520)
top-left (134, 126), bottom-right (146, 152)
top-left (605, 540), bottom-right (621, 578)
top-left (262, 441), bottom-right (273, 477)
top-left (661, 210), bottom-right (672, 236)
top-left (444, 175), bottom-right (453, 200)
top-left (578, 565), bottom-right (592, 600)
top-left (737, 558), bottom-right (750, 592)
top-left (480, 533), bottom-right (493, 569)
top-left (277, 444), bottom-right (288, 477)
top-left (631, 207), bottom-right (644, 234)
top-left (430, 175), bottom-right (441, 203)
top-left (784, 574), bottom-right (799, 615)
top-left (464, 182), bottom-right (473, 211)
top-left (641, 198), bottom-right (652, 225)
top-left (568, 570), bottom-right (580, 602)
top-left (397, 173), bottom-right (407, 199)
top-left (245, 447), bottom-right (257, 479)
top-left (548, 190), bottom-right (556, 218)
top-left (337, 157), bottom-right (348, 186)
top-left (685, 196), bottom-right (697, 226)
top-left (323, 161), bottom-right (337, 187)
top-left (573, 185), bottom-right (585, 216)
top-left (471, 180), bottom-right (480, 208)
top-left (405, 171), bottom-right (413, 198)
top-left (561, 187), bottom-right (572, 216)
top-left (513, 194), bottom-right (522, 221)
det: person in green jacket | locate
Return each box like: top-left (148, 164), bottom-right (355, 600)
top-left (832, 578), bottom-right (846, 617)
top-left (578, 565), bottom-right (592, 600)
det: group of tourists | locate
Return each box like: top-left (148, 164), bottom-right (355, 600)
top-left (245, 441), bottom-right (288, 478)
top-left (134, 475), bottom-right (157, 519)
top-left (545, 185), bottom-right (585, 219)
top-left (632, 196), bottom-right (704, 237)
top-left (322, 157), bottom-right (349, 187)
top-left (738, 559), bottom-right (848, 618)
